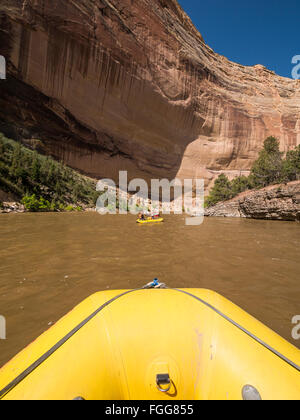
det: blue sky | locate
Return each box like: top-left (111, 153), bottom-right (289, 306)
top-left (178, 0), bottom-right (299, 79)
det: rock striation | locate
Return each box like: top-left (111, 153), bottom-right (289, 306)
top-left (205, 181), bottom-right (300, 221)
top-left (0, 0), bottom-right (300, 188)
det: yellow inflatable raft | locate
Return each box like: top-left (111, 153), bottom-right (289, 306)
top-left (0, 288), bottom-right (299, 400)
top-left (137, 217), bottom-right (164, 224)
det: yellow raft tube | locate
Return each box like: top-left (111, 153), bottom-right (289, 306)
top-left (137, 217), bottom-right (164, 224)
top-left (0, 288), bottom-right (299, 400)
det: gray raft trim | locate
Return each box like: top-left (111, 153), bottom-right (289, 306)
top-left (0, 288), bottom-right (299, 399)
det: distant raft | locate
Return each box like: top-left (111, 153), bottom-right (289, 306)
top-left (0, 288), bottom-right (299, 400)
top-left (136, 217), bottom-right (164, 224)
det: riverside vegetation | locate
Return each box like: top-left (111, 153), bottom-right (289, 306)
top-left (0, 133), bottom-right (99, 212)
top-left (1, 134), bottom-right (299, 213)
top-left (205, 137), bottom-right (300, 208)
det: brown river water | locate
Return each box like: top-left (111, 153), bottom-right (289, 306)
top-left (0, 213), bottom-right (299, 367)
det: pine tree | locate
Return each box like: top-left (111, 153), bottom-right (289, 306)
top-left (31, 153), bottom-right (41, 182)
top-left (231, 176), bottom-right (250, 196)
top-left (250, 137), bottom-right (283, 188)
top-left (205, 174), bottom-right (232, 207)
top-left (10, 142), bottom-right (22, 179)
top-left (282, 145), bottom-right (300, 181)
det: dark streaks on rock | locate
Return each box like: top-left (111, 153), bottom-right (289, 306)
top-left (0, 0), bottom-right (299, 187)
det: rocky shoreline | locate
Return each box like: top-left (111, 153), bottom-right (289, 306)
top-left (0, 202), bottom-right (96, 214)
top-left (0, 202), bottom-right (25, 214)
top-left (2, 181), bottom-right (300, 220)
top-left (205, 181), bottom-right (300, 221)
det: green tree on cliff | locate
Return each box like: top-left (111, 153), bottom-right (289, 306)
top-left (9, 142), bottom-right (22, 179)
top-left (203, 137), bottom-right (300, 208)
top-left (205, 174), bottom-right (232, 207)
top-left (250, 136), bottom-right (283, 188)
top-left (230, 175), bottom-right (250, 196)
top-left (282, 145), bottom-right (300, 182)
top-left (31, 152), bottom-right (41, 182)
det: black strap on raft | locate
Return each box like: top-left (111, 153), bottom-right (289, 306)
top-left (173, 288), bottom-right (300, 373)
top-left (0, 289), bottom-right (141, 399)
top-left (1, 287), bottom-right (299, 399)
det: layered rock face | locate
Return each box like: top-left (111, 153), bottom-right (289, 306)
top-left (0, 0), bottom-right (300, 187)
top-left (205, 181), bottom-right (300, 221)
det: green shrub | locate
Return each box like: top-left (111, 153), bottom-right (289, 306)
top-left (64, 205), bottom-right (83, 212)
top-left (64, 205), bottom-right (76, 212)
top-left (21, 195), bottom-right (51, 212)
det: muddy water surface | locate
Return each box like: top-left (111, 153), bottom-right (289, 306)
top-left (0, 213), bottom-right (299, 366)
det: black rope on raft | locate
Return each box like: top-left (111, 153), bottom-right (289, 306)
top-left (0, 289), bottom-right (142, 399)
top-left (173, 288), bottom-right (300, 373)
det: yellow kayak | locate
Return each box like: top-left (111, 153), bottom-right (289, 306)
top-left (137, 217), bottom-right (164, 224)
top-left (0, 288), bottom-right (299, 400)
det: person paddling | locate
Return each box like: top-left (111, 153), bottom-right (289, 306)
top-left (138, 212), bottom-right (145, 220)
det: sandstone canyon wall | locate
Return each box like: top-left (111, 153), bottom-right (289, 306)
top-left (0, 0), bottom-right (300, 188)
